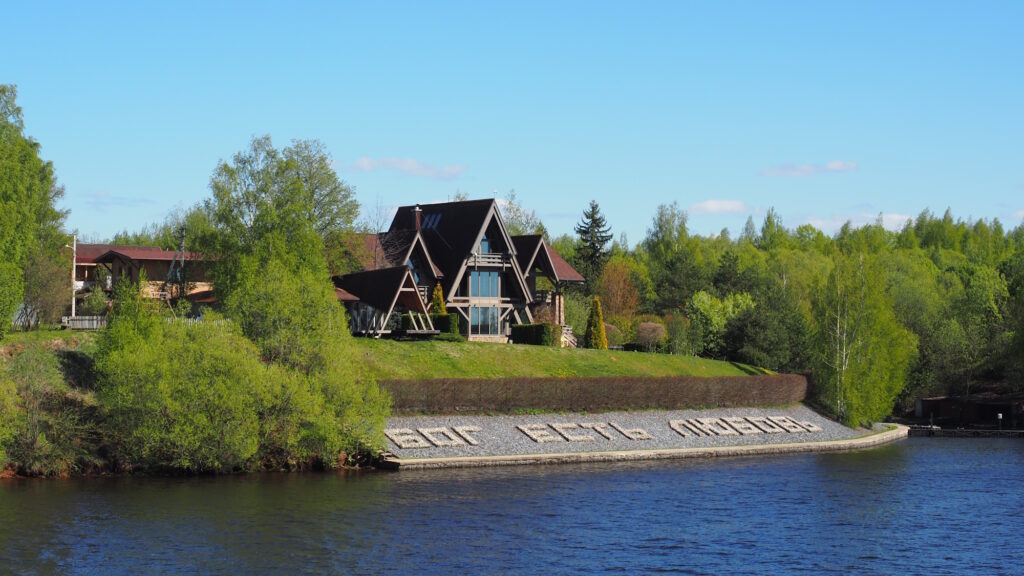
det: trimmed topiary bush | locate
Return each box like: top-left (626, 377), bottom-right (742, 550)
top-left (430, 283), bottom-right (447, 314)
top-left (430, 313), bottom-right (459, 336)
top-left (583, 296), bottom-right (608, 349)
top-left (511, 323), bottom-right (553, 346)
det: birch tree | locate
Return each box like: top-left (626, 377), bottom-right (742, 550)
top-left (811, 253), bottom-right (917, 426)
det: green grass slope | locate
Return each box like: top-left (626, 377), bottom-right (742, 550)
top-left (348, 339), bottom-right (767, 381)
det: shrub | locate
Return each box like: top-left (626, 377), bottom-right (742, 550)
top-left (604, 323), bottom-right (624, 347)
top-left (3, 347), bottom-right (102, 476)
top-left (97, 316), bottom-right (267, 473)
top-left (583, 296), bottom-right (608, 349)
top-left (400, 312), bottom-right (415, 331)
top-left (550, 323), bottom-right (562, 347)
top-left (430, 313), bottom-right (459, 336)
top-left (225, 258), bottom-right (350, 372)
top-left (635, 321), bottom-right (668, 352)
top-left (80, 288), bottom-right (109, 316)
top-left (511, 323), bottom-right (553, 346)
top-left (430, 283), bottom-right (447, 314)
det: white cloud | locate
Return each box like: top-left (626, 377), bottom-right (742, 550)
top-left (352, 157), bottom-right (466, 180)
top-left (762, 160), bottom-right (858, 177)
top-left (1013, 210), bottom-right (1024, 220)
top-left (803, 211), bottom-right (912, 233)
top-left (690, 199), bottom-right (748, 214)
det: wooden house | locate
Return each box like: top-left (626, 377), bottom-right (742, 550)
top-left (76, 244), bottom-right (212, 301)
top-left (333, 198), bottom-right (584, 342)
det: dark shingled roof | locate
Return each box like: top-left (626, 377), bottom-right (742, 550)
top-left (333, 266), bottom-right (425, 313)
top-left (510, 234), bottom-right (584, 284)
top-left (390, 199), bottom-right (498, 297)
top-left (356, 232), bottom-right (441, 278)
top-left (511, 235), bottom-right (544, 273)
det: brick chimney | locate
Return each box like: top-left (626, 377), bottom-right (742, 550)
top-left (414, 205), bottom-right (422, 231)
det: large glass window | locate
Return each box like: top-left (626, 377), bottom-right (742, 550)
top-left (479, 235), bottom-right (492, 254)
top-left (470, 306), bottom-right (501, 335)
top-left (467, 270), bottom-right (500, 298)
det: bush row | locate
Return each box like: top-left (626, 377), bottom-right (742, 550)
top-left (383, 374), bottom-right (808, 414)
top-left (510, 323), bottom-right (561, 346)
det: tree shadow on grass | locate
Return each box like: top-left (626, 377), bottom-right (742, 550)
top-left (56, 349), bottom-right (98, 390)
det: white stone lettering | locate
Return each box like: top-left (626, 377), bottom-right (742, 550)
top-left (385, 428), bottom-right (431, 449)
top-left (551, 423), bottom-right (594, 442)
top-left (724, 417), bottom-right (762, 435)
top-left (578, 422), bottom-right (616, 440)
top-left (419, 427), bottom-right (466, 447)
top-left (669, 419), bottom-right (694, 437)
top-left (609, 422), bottom-right (653, 441)
top-left (747, 416), bottom-right (785, 434)
top-left (686, 419), bottom-right (719, 436)
top-left (768, 416), bottom-right (806, 433)
top-left (699, 418), bottom-right (739, 436)
top-left (453, 426), bottom-right (482, 445)
top-left (518, 424), bottom-right (563, 443)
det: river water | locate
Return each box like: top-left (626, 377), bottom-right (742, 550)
top-left (1, 438), bottom-right (1021, 575)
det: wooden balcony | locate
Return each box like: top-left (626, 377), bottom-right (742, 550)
top-left (467, 253), bottom-right (510, 267)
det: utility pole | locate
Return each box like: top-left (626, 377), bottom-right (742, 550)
top-left (70, 234), bottom-right (77, 318)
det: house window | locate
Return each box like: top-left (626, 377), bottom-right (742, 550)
top-left (467, 270), bottom-right (500, 298)
top-left (470, 306), bottom-right (500, 335)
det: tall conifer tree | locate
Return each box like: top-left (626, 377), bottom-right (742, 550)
top-left (574, 200), bottom-right (613, 293)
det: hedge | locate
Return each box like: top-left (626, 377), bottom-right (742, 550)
top-left (510, 323), bottom-right (552, 346)
top-left (430, 313), bottom-right (459, 335)
top-left (382, 374), bottom-right (808, 414)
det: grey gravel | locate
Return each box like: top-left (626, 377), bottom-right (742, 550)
top-left (385, 405), bottom-right (863, 460)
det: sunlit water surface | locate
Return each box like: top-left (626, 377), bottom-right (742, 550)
top-left (1, 438), bottom-right (1021, 575)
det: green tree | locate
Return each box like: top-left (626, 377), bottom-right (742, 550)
top-left (500, 190), bottom-right (548, 238)
top-left (574, 200), bottom-right (613, 292)
top-left (17, 246), bottom-right (70, 329)
top-left (0, 263), bottom-right (21, 339)
top-left (757, 207), bottom-right (789, 251)
top-left (583, 295), bottom-right (608, 349)
top-left (0, 86), bottom-right (68, 335)
top-left (686, 290), bottom-right (756, 359)
top-left (811, 253), bottom-right (917, 426)
top-left (640, 203), bottom-right (709, 312)
top-left (724, 281), bottom-right (808, 372)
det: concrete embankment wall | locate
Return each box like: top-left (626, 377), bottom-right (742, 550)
top-left (383, 374), bottom-right (807, 415)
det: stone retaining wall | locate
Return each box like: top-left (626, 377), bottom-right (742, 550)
top-left (383, 424), bottom-right (908, 470)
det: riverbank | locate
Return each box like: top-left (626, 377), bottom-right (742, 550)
top-left (381, 405), bottom-right (908, 470)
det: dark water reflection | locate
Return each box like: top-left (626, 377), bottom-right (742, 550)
top-left (1, 438), bottom-right (1022, 575)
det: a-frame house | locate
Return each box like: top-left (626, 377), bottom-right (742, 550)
top-left (333, 198), bottom-right (584, 342)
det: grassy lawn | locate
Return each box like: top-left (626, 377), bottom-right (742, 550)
top-left (2, 329), bottom-right (766, 381)
top-left (348, 338), bottom-right (767, 381)
top-left (0, 327), bottom-right (95, 348)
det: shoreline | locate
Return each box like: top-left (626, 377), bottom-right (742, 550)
top-left (382, 424), bottom-right (909, 470)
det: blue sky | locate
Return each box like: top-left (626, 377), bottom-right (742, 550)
top-left (6, 1), bottom-right (1023, 245)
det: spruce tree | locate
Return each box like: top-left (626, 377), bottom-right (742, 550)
top-left (574, 200), bottom-right (613, 293)
top-left (583, 295), bottom-right (608, 350)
